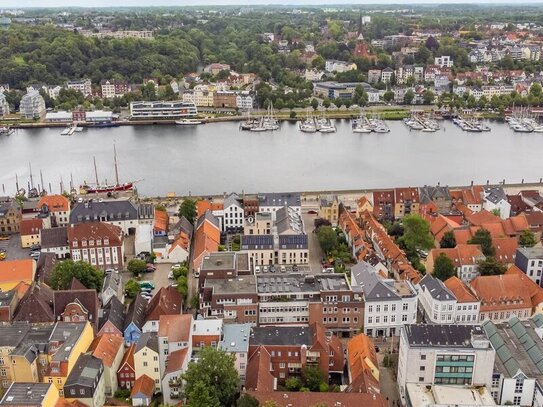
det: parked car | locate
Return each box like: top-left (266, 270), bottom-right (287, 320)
top-left (0, 252), bottom-right (5, 261)
top-left (193, 271), bottom-right (200, 278)
top-left (30, 244), bottom-right (41, 251)
top-left (171, 263), bottom-right (181, 271)
top-left (255, 266), bottom-right (261, 273)
top-left (292, 265), bottom-right (298, 272)
top-left (30, 251), bottom-right (40, 259)
top-left (168, 271), bottom-right (175, 280)
top-left (263, 266), bottom-right (269, 273)
top-left (280, 265), bottom-right (286, 273)
top-left (139, 281), bottom-right (155, 290)
top-left (269, 265), bottom-right (276, 273)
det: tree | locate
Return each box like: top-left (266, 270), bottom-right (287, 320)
top-left (49, 260), bottom-right (104, 291)
top-left (127, 259), bottom-right (146, 277)
top-left (125, 279), bottom-right (141, 299)
top-left (519, 229), bottom-right (538, 248)
top-left (425, 36), bottom-right (440, 51)
top-left (179, 199), bottom-right (198, 224)
top-left (186, 380), bottom-right (220, 407)
top-left (301, 366), bottom-right (327, 392)
top-left (439, 231), bottom-right (456, 249)
top-left (183, 347), bottom-right (239, 407)
top-left (383, 91), bottom-right (394, 102)
top-left (402, 215), bottom-right (434, 251)
top-left (433, 253), bottom-right (456, 281)
top-left (237, 394), bottom-right (259, 407)
top-left (285, 376), bottom-right (302, 391)
top-left (468, 228), bottom-right (495, 257)
top-left (477, 257), bottom-right (507, 276)
top-left (317, 226), bottom-right (338, 254)
top-left (311, 98), bottom-right (319, 110)
top-left (403, 89), bottom-right (415, 105)
top-left (423, 89), bottom-right (435, 104)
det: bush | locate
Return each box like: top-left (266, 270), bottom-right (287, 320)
top-left (114, 389), bottom-right (130, 399)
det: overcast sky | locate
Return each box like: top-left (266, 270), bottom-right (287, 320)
top-left (3, 0), bottom-right (543, 7)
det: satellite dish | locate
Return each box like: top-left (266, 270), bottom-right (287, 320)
top-left (246, 215), bottom-right (255, 224)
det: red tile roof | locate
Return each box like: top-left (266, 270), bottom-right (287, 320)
top-left (245, 346), bottom-right (275, 392)
top-left (153, 209), bottom-right (169, 233)
top-left (164, 348), bottom-right (189, 375)
top-left (169, 231), bottom-right (190, 254)
top-left (346, 333), bottom-right (380, 394)
top-left (444, 276), bottom-right (478, 303)
top-left (158, 314), bottom-right (192, 343)
top-left (67, 222), bottom-right (123, 246)
top-left (119, 343), bottom-right (136, 372)
top-left (395, 187), bottom-right (419, 204)
top-left (466, 210), bottom-right (501, 226)
top-left (20, 218), bottom-right (43, 236)
top-left (146, 286), bottom-right (183, 322)
top-left (0, 259), bottom-right (35, 284)
top-left (429, 244), bottom-right (484, 271)
top-left (88, 334), bottom-right (124, 368)
top-left (197, 200), bottom-right (223, 217)
top-left (247, 391), bottom-right (388, 407)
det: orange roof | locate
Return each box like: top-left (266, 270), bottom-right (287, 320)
top-left (247, 391), bottom-right (388, 407)
top-left (455, 203), bottom-right (473, 218)
top-left (0, 259), bottom-right (35, 284)
top-left (169, 231), bottom-right (190, 254)
top-left (131, 374), bottom-right (155, 398)
top-left (192, 217), bottom-right (220, 269)
top-left (154, 209), bottom-right (169, 233)
top-left (466, 210), bottom-right (500, 226)
top-left (444, 276), bottom-right (478, 303)
top-left (429, 244), bottom-right (484, 269)
top-left (20, 218), bottom-right (43, 236)
top-left (395, 187), bottom-right (419, 204)
top-left (197, 200), bottom-right (223, 217)
top-left (469, 223), bottom-right (506, 239)
top-left (430, 214), bottom-right (460, 242)
top-left (164, 348), bottom-right (189, 375)
top-left (88, 334), bottom-right (124, 368)
top-left (158, 314), bottom-right (192, 343)
top-left (13, 281), bottom-right (31, 299)
top-left (55, 400), bottom-right (88, 407)
top-left (493, 237), bottom-right (518, 264)
top-left (346, 333), bottom-right (379, 394)
top-left (470, 273), bottom-right (535, 312)
top-left (38, 194), bottom-right (70, 212)
top-left (119, 343), bottom-right (136, 372)
top-left (502, 214), bottom-right (529, 235)
top-left (506, 265), bottom-right (543, 308)
top-left (453, 228), bottom-right (473, 245)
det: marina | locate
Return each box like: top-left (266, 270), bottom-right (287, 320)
top-left (1, 119), bottom-right (543, 197)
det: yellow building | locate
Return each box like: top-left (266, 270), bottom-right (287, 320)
top-left (133, 333), bottom-right (161, 392)
top-left (0, 198), bottom-right (21, 236)
top-left (19, 219), bottom-right (43, 248)
top-left (0, 259), bottom-right (36, 292)
top-left (318, 195), bottom-right (340, 226)
top-left (356, 196), bottom-right (373, 220)
top-left (43, 321), bottom-right (94, 398)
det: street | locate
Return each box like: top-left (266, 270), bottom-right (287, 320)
top-left (301, 212), bottom-right (325, 273)
top-left (0, 234), bottom-right (31, 261)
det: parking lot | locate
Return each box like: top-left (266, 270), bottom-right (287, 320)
top-left (0, 234), bottom-right (31, 261)
top-left (121, 262), bottom-right (175, 298)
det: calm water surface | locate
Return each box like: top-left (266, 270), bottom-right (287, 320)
top-left (0, 120), bottom-right (541, 196)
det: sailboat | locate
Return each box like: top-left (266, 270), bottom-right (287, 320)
top-left (352, 109), bottom-right (372, 133)
top-left (299, 109), bottom-right (317, 133)
top-left (80, 144), bottom-right (135, 194)
top-left (316, 110), bottom-right (336, 133)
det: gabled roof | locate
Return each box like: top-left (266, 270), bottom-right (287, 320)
top-left (19, 218), bottom-right (43, 236)
top-left (99, 296), bottom-right (125, 333)
top-left (444, 276), bottom-right (478, 303)
top-left (470, 273), bottom-right (536, 311)
top-left (429, 244), bottom-right (485, 269)
top-left (466, 209), bottom-right (501, 226)
top-left (40, 227), bottom-right (68, 249)
top-left (13, 283), bottom-right (54, 323)
top-left (130, 374), bottom-right (155, 399)
top-left (164, 348), bottom-right (189, 375)
top-left (346, 333), bottom-right (380, 394)
top-left (118, 343), bottom-right (135, 372)
top-left (153, 209), bottom-right (169, 233)
top-left (124, 294), bottom-right (148, 331)
top-left (67, 222), bottom-right (123, 246)
top-left (245, 346), bottom-right (275, 392)
top-left (65, 353), bottom-right (103, 388)
top-left (419, 274), bottom-right (455, 301)
top-left (88, 334), bottom-right (124, 368)
top-left (247, 391), bottom-right (388, 407)
top-left (0, 259), bottom-right (35, 284)
top-left (38, 194), bottom-right (70, 212)
top-left (53, 289), bottom-right (99, 328)
top-left (70, 200), bottom-right (138, 223)
top-left (145, 286), bottom-right (182, 322)
top-left (135, 332), bottom-right (159, 354)
top-left (158, 314), bottom-right (192, 343)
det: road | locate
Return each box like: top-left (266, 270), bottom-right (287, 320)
top-left (1, 234), bottom-right (31, 261)
top-left (302, 212), bottom-right (325, 273)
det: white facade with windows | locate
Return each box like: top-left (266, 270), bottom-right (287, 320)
top-left (417, 275), bottom-right (457, 324)
top-left (130, 101), bottom-right (198, 119)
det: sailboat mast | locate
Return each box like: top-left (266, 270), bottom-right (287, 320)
top-left (29, 163), bottom-right (34, 190)
top-left (114, 143), bottom-right (120, 186)
top-left (93, 157), bottom-right (99, 185)
top-left (40, 170), bottom-right (44, 193)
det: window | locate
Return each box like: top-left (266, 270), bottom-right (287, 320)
top-left (403, 303), bottom-right (409, 311)
top-left (419, 377), bottom-right (424, 382)
top-left (420, 354), bottom-right (426, 360)
top-left (70, 389), bottom-right (76, 395)
top-left (420, 366), bottom-right (425, 371)
top-left (279, 363), bottom-right (286, 368)
top-left (515, 377), bottom-right (524, 393)
top-left (514, 396), bottom-right (522, 405)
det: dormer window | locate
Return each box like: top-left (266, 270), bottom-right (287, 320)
top-left (104, 238), bottom-right (109, 245)
top-left (89, 239), bottom-right (94, 246)
top-left (97, 239), bottom-right (102, 246)
top-left (73, 240), bottom-right (78, 248)
top-left (82, 239), bottom-right (87, 247)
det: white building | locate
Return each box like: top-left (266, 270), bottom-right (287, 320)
top-left (130, 100), bottom-right (198, 119)
top-left (482, 187), bottom-right (511, 219)
top-left (257, 193), bottom-right (301, 221)
top-left (20, 90), bottom-right (46, 119)
top-left (67, 78), bottom-right (92, 96)
top-left (325, 59), bottom-right (357, 73)
top-left (351, 261), bottom-right (418, 337)
top-left (381, 67), bottom-right (394, 83)
top-left (223, 193), bottom-right (244, 232)
top-left (0, 92), bottom-right (9, 117)
top-left (219, 323), bottom-right (252, 384)
top-left (304, 69), bottom-right (325, 82)
top-left (417, 274), bottom-right (457, 324)
top-left (434, 55), bottom-right (454, 68)
top-left (483, 317), bottom-right (543, 407)
top-left (515, 247), bottom-right (543, 286)
top-left (157, 314), bottom-right (193, 377)
top-left (397, 324), bottom-right (496, 405)
top-left (236, 92), bottom-right (254, 109)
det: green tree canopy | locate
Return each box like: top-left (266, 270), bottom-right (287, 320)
top-left (468, 228), bottom-right (495, 257)
top-left (237, 393), bottom-right (259, 407)
top-left (401, 214), bottom-right (434, 251)
top-left (317, 226), bottom-right (338, 254)
top-left (183, 347), bottom-right (239, 407)
top-left (127, 259), bottom-right (147, 277)
top-left (433, 253), bottom-right (456, 281)
top-left (519, 229), bottom-right (538, 248)
top-left (439, 231), bottom-right (456, 249)
top-left (179, 199), bottom-right (198, 225)
top-left (301, 366), bottom-right (327, 392)
top-left (125, 279), bottom-right (141, 298)
top-left (477, 257), bottom-right (507, 276)
top-left (49, 260), bottom-right (104, 291)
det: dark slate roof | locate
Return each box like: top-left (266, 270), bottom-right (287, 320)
top-left (36, 253), bottom-right (58, 283)
top-left (484, 186), bottom-right (507, 204)
top-left (352, 265), bottom-right (400, 302)
top-left (419, 185), bottom-right (451, 204)
top-left (419, 274), bottom-right (455, 301)
top-left (0, 290), bottom-right (16, 308)
top-left (170, 216), bottom-right (193, 238)
top-left (250, 326), bottom-right (313, 346)
top-left (70, 200), bottom-right (138, 224)
top-left (138, 203), bottom-right (154, 220)
top-left (223, 193), bottom-right (242, 209)
top-left (0, 383), bottom-right (53, 406)
top-left (11, 325), bottom-right (54, 363)
top-left (278, 235), bottom-right (307, 250)
top-left (64, 353), bottom-right (103, 389)
top-left (404, 324), bottom-right (483, 348)
top-left (40, 227), bottom-right (68, 249)
top-left (99, 296), bottom-right (125, 333)
top-left (135, 332), bottom-right (159, 353)
top-left (241, 235), bottom-right (274, 250)
top-left (53, 289), bottom-right (99, 329)
top-left (13, 284), bottom-right (55, 324)
top-left (124, 294), bottom-right (148, 331)
top-left (0, 325), bottom-right (30, 348)
top-left (258, 192), bottom-right (301, 208)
